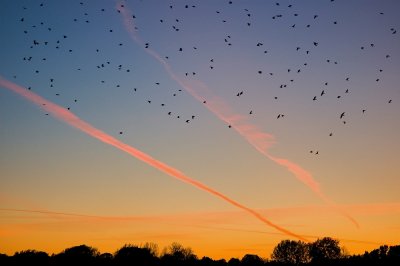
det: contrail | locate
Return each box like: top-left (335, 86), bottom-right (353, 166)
top-left (0, 208), bottom-right (115, 220)
top-left (3, 202), bottom-right (397, 223)
top-left (0, 208), bottom-right (155, 222)
top-left (116, 2), bottom-right (359, 227)
top-left (0, 76), bottom-right (308, 241)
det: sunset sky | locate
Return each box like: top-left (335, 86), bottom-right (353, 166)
top-left (1, 0), bottom-right (399, 260)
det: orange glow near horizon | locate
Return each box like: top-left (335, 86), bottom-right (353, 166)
top-left (1, 203), bottom-right (399, 258)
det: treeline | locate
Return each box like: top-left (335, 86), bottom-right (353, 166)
top-left (1, 237), bottom-right (399, 266)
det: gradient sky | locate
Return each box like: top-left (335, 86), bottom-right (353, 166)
top-left (1, 0), bottom-right (400, 260)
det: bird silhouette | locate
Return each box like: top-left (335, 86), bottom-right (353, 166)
top-left (5, 0), bottom-right (399, 169)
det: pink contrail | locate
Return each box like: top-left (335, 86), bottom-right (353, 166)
top-left (116, 1), bottom-right (359, 228)
top-left (0, 76), bottom-right (308, 241)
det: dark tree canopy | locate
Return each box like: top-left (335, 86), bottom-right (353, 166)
top-left (1, 240), bottom-right (400, 266)
top-left (241, 254), bottom-right (264, 266)
top-left (12, 250), bottom-right (50, 265)
top-left (309, 237), bottom-right (342, 262)
top-left (271, 240), bottom-right (310, 265)
top-left (62, 244), bottom-right (100, 258)
top-left (54, 245), bottom-right (100, 266)
top-left (114, 244), bottom-right (158, 266)
top-left (161, 242), bottom-right (197, 266)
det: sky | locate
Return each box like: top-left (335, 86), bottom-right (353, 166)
top-left (0, 0), bottom-right (400, 260)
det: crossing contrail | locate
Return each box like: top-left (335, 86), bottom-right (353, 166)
top-left (0, 76), bottom-right (308, 241)
top-left (116, 2), bottom-right (359, 228)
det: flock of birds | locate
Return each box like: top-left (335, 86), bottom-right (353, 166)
top-left (4, 0), bottom-right (398, 157)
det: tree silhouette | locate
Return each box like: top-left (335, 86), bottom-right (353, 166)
top-left (362, 244), bottom-right (400, 266)
top-left (227, 257), bottom-right (241, 266)
top-left (201, 256), bottom-right (215, 266)
top-left (200, 256), bottom-right (227, 266)
top-left (388, 245), bottom-right (400, 258)
top-left (54, 244), bottom-right (100, 266)
top-left (13, 250), bottom-right (49, 265)
top-left (241, 254), bottom-right (265, 266)
top-left (0, 253), bottom-right (9, 266)
top-left (161, 242), bottom-right (197, 266)
top-left (271, 240), bottom-right (310, 265)
top-left (367, 245), bottom-right (389, 261)
top-left (114, 244), bottom-right (159, 266)
top-left (309, 237), bottom-right (341, 263)
top-left (3, 239), bottom-right (400, 266)
top-left (98, 252), bottom-right (113, 266)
